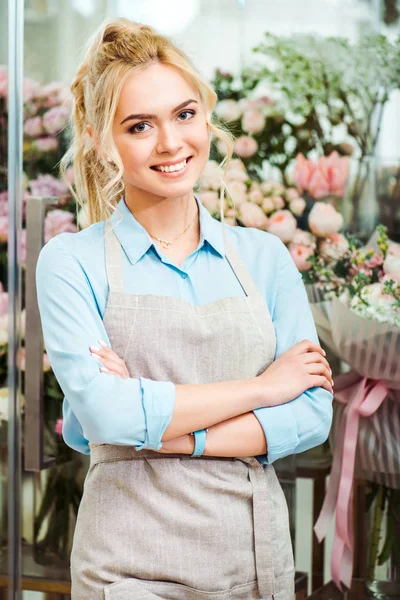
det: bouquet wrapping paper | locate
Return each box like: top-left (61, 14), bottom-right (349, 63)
top-left (306, 289), bottom-right (400, 589)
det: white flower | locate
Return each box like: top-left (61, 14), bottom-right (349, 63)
top-left (289, 197), bottom-right (306, 216)
top-left (383, 254), bottom-right (400, 282)
top-left (228, 181), bottom-right (247, 205)
top-left (241, 110), bottom-right (266, 134)
top-left (319, 233), bottom-right (349, 261)
top-left (293, 229), bottom-right (317, 248)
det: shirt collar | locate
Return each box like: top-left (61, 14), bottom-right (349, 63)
top-left (110, 194), bottom-right (225, 266)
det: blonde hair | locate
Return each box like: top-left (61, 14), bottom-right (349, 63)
top-left (60, 18), bottom-right (235, 225)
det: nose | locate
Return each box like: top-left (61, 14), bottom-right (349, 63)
top-left (155, 123), bottom-right (183, 155)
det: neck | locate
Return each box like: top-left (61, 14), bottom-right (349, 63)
top-left (124, 185), bottom-right (199, 243)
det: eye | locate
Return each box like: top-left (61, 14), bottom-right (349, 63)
top-left (177, 109), bottom-right (196, 121)
top-left (128, 122), bottom-right (151, 135)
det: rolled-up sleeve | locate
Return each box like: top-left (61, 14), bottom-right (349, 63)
top-left (36, 236), bottom-right (176, 454)
top-left (252, 239), bottom-right (333, 464)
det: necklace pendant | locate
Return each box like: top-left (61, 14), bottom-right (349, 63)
top-left (159, 239), bottom-right (172, 249)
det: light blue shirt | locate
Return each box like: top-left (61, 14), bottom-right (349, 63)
top-left (36, 196), bottom-right (332, 464)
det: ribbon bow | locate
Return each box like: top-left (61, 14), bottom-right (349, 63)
top-left (314, 371), bottom-right (388, 591)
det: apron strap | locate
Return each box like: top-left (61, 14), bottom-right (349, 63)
top-left (222, 227), bottom-right (262, 298)
top-left (104, 218), bottom-right (125, 293)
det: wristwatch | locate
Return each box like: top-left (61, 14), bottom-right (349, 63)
top-left (190, 428), bottom-right (208, 457)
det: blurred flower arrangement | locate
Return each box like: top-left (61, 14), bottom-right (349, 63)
top-left (0, 66), bottom-right (84, 565)
top-left (304, 225), bottom-right (400, 593)
top-left (211, 32), bottom-right (400, 235)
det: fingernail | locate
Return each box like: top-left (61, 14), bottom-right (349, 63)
top-left (323, 350), bottom-right (326, 356)
top-left (98, 340), bottom-right (108, 348)
top-left (100, 366), bottom-right (110, 372)
top-left (90, 345), bottom-right (101, 352)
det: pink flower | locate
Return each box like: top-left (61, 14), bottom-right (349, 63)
top-left (234, 136), bottom-right (258, 158)
top-left (289, 197), bottom-right (306, 216)
top-left (239, 202), bottom-right (269, 230)
top-left (228, 181), bottom-right (247, 205)
top-left (226, 169), bottom-right (248, 183)
top-left (293, 229), bottom-right (316, 248)
top-left (45, 210), bottom-right (77, 242)
top-left (215, 99), bottom-right (242, 122)
top-left (241, 110), bottom-right (266, 134)
top-left (40, 82), bottom-right (72, 108)
top-left (23, 116), bottom-right (43, 138)
top-left (308, 168), bottom-right (331, 199)
top-left (271, 195), bottom-right (285, 210)
top-left (55, 418), bottom-right (63, 435)
top-left (64, 167), bottom-right (76, 185)
top-left (42, 105), bottom-right (70, 135)
top-left (312, 152), bottom-right (349, 198)
top-left (23, 76), bottom-right (40, 103)
top-left (29, 174), bottom-right (69, 199)
top-left (198, 191), bottom-right (219, 214)
top-left (0, 192), bottom-right (8, 217)
top-left (319, 233), bottom-right (349, 260)
top-left (383, 253), bottom-right (400, 282)
top-left (267, 210), bottom-right (297, 243)
top-left (0, 217), bottom-right (8, 242)
top-left (248, 189), bottom-right (264, 205)
top-left (308, 202), bottom-right (343, 237)
top-left (289, 243), bottom-right (315, 271)
top-left (292, 154), bottom-right (316, 191)
top-left (0, 284), bottom-right (8, 316)
top-left (0, 66), bottom-right (8, 97)
top-left (262, 197), bottom-right (275, 214)
top-left (21, 229), bottom-right (27, 265)
top-left (286, 188), bottom-right (300, 201)
top-left (34, 137), bottom-right (58, 152)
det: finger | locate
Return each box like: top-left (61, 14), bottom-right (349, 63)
top-left (97, 357), bottom-right (126, 374)
top-left (308, 364), bottom-right (333, 384)
top-left (312, 375), bottom-right (333, 394)
top-left (288, 340), bottom-right (326, 357)
top-left (100, 367), bottom-right (121, 376)
top-left (90, 346), bottom-right (124, 364)
top-left (303, 352), bottom-right (331, 372)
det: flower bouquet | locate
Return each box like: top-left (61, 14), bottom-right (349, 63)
top-left (306, 226), bottom-right (400, 593)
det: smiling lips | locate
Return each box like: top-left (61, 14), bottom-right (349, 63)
top-left (151, 156), bottom-right (191, 173)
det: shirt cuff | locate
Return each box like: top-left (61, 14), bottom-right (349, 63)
top-left (253, 402), bottom-right (299, 464)
top-left (135, 377), bottom-right (176, 451)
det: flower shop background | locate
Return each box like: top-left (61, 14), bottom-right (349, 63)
top-left (1, 0), bottom-right (400, 597)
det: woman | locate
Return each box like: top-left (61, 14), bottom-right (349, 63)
top-left (36, 18), bottom-right (333, 600)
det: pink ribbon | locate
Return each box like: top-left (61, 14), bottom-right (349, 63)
top-left (313, 372), bottom-right (388, 591)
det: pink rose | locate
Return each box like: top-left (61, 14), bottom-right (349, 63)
top-left (319, 233), bottom-right (349, 260)
top-left (286, 188), bottom-right (300, 201)
top-left (267, 210), bottom-right (297, 243)
top-left (228, 181), bottom-right (247, 205)
top-left (238, 98), bottom-right (260, 112)
top-left (262, 197), bottom-right (275, 214)
top-left (226, 169), bottom-right (248, 183)
top-left (289, 243), bottom-right (315, 271)
top-left (34, 137), bottom-right (58, 152)
top-left (42, 105), bottom-right (70, 135)
top-left (308, 202), bottom-right (343, 237)
top-left (248, 189), bottom-right (264, 205)
top-left (292, 154), bottom-right (316, 191)
top-left (23, 76), bottom-right (40, 103)
top-left (289, 197), bottom-right (306, 216)
top-left (55, 418), bottom-right (63, 435)
top-left (239, 202), bottom-right (269, 230)
top-left (198, 191), bottom-right (219, 214)
top-left (308, 167), bottom-right (331, 199)
top-left (41, 82), bottom-right (72, 107)
top-left (23, 116), bottom-right (43, 138)
top-left (241, 110), bottom-right (266, 134)
top-left (234, 136), bottom-right (258, 158)
top-left (293, 229), bottom-right (316, 248)
top-left (45, 210), bottom-right (77, 242)
top-left (383, 253), bottom-right (400, 282)
top-left (228, 159), bottom-right (246, 172)
top-left (199, 160), bottom-right (221, 190)
top-left (271, 195), bottom-right (285, 210)
top-left (215, 99), bottom-right (242, 122)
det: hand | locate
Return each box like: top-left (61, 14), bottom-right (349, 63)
top-left (89, 340), bottom-right (130, 379)
top-left (256, 339), bottom-right (333, 407)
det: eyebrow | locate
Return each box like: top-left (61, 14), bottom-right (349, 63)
top-left (119, 99), bottom-right (199, 125)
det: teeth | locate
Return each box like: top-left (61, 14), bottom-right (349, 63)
top-left (155, 159), bottom-right (187, 173)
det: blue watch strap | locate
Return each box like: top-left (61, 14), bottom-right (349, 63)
top-left (191, 429), bottom-right (207, 457)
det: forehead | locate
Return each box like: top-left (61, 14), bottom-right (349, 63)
top-left (116, 63), bottom-right (199, 116)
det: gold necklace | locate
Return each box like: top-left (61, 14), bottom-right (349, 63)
top-left (148, 206), bottom-right (199, 249)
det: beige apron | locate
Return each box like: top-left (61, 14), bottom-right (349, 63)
top-left (70, 218), bottom-right (295, 600)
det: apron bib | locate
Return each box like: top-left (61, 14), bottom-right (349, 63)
top-left (71, 219), bottom-right (295, 600)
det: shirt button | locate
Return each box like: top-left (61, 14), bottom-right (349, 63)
top-left (181, 273), bottom-right (188, 279)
